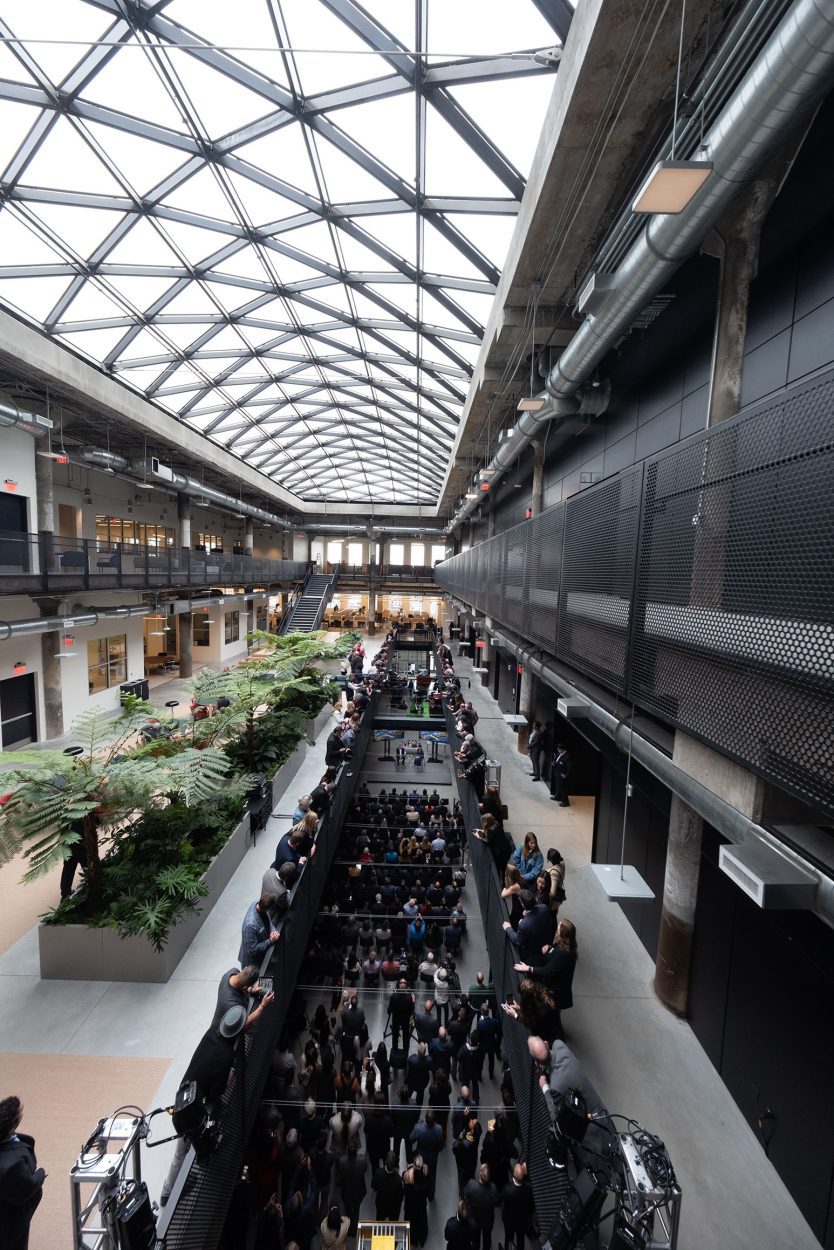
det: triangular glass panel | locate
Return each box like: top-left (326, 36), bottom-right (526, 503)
top-left (421, 218), bottom-right (488, 281)
top-left (22, 116), bottom-right (126, 196)
top-left (105, 217), bottom-right (183, 267)
top-left (85, 121), bottom-right (191, 199)
top-left (0, 102), bottom-right (43, 178)
top-left (446, 212), bottom-right (516, 270)
top-left (153, 320), bottom-right (216, 351)
top-left (81, 41), bottom-right (189, 133)
top-left (335, 91), bottom-right (416, 187)
top-left (279, 219), bottom-right (339, 270)
top-left (0, 274), bottom-right (72, 323)
top-left (160, 281), bottom-right (223, 318)
top-left (112, 326), bottom-right (172, 364)
top-left (0, 207), bottom-right (65, 266)
top-left (59, 279), bottom-right (127, 325)
top-left (161, 166), bottom-right (236, 223)
top-left (57, 325), bottom-right (129, 362)
top-left (236, 121), bottom-right (319, 199)
top-left (103, 273), bottom-right (180, 312)
top-left (281, 0), bottom-right (380, 96)
top-left (450, 76), bottom-right (554, 181)
top-left (425, 105), bottom-right (515, 199)
top-left (166, 0), bottom-right (291, 86)
top-left (315, 131), bottom-right (399, 204)
top-left (169, 50), bottom-right (274, 139)
top-left (359, 210), bottom-right (416, 267)
top-left (225, 170), bottom-right (304, 231)
top-left (29, 203), bottom-right (126, 261)
top-left (267, 250), bottom-right (328, 286)
top-left (1, 0), bottom-right (110, 87)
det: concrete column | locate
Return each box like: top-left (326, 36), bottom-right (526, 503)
top-left (516, 664), bottom-right (534, 753)
top-left (531, 435), bottom-right (546, 516)
top-left (654, 163), bottom-right (795, 1017)
top-left (178, 493), bottom-right (191, 550)
top-left (39, 598), bottom-right (64, 739)
top-left (367, 588), bottom-right (376, 634)
top-left (466, 520), bottom-right (476, 550)
top-left (654, 732), bottom-right (765, 1015)
top-left (487, 496), bottom-right (496, 539)
top-left (244, 517), bottom-right (254, 555)
top-left (35, 448), bottom-right (55, 577)
top-left (654, 794), bottom-right (703, 1015)
top-left (178, 612), bottom-right (193, 679)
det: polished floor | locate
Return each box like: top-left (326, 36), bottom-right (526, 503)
top-left (0, 630), bottom-right (823, 1250)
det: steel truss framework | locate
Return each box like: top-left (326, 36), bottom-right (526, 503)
top-left (0, 0), bottom-right (571, 504)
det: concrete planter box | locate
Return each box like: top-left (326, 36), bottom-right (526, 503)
top-left (269, 704), bottom-right (332, 805)
top-left (38, 812), bottom-right (253, 983)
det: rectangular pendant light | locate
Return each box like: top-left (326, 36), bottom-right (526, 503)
top-left (517, 397), bottom-right (545, 412)
top-left (632, 160), bottom-right (713, 214)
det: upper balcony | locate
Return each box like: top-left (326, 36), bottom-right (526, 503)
top-left (324, 561), bottom-right (437, 588)
top-left (0, 530), bottom-right (307, 596)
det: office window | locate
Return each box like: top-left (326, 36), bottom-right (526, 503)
top-left (224, 611), bottom-right (240, 644)
top-left (410, 542), bottom-right (425, 566)
top-left (389, 543), bottom-right (404, 565)
top-left (431, 544), bottom-right (447, 565)
top-left (347, 542), bottom-right (363, 566)
top-left (327, 540), bottom-right (343, 563)
top-left (409, 596), bottom-right (423, 612)
top-left (193, 615), bottom-right (211, 646)
top-left (95, 516), bottom-right (175, 547)
top-left (310, 540), bottom-right (324, 565)
top-left (256, 606), bottom-right (267, 631)
top-left (87, 634), bottom-right (127, 693)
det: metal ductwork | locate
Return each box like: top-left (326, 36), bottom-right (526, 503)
top-left (0, 603), bottom-right (150, 641)
top-left (473, 616), bottom-right (832, 927)
top-left (0, 398), bottom-right (52, 438)
top-left (449, 0), bottom-right (834, 532)
top-left (72, 450), bottom-right (291, 529)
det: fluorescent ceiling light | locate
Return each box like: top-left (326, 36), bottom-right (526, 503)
top-left (464, 493), bottom-right (479, 500)
top-left (632, 160), bottom-right (713, 214)
top-left (480, 469), bottom-right (496, 477)
top-left (517, 397), bottom-right (545, 412)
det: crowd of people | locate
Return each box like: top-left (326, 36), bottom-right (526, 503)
top-left (149, 625), bottom-right (589, 1250)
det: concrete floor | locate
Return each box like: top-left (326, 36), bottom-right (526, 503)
top-left (0, 637), bottom-right (822, 1249)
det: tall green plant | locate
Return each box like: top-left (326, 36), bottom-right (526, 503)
top-left (0, 700), bottom-right (237, 908)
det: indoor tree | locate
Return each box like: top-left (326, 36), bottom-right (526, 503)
top-left (0, 698), bottom-right (237, 911)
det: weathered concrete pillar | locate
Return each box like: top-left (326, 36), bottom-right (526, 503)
top-left (654, 733), bottom-right (765, 1014)
top-left (531, 436), bottom-right (545, 516)
top-left (244, 517), bottom-right (254, 555)
top-left (486, 496), bottom-right (496, 539)
top-left (178, 493), bottom-right (191, 550)
top-left (367, 588), bottom-right (376, 634)
top-left (39, 598), bottom-right (64, 739)
top-left (178, 612), bottom-right (193, 679)
top-left (516, 664), bottom-right (534, 753)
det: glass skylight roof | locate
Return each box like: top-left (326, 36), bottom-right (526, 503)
top-left (0, 0), bottom-right (572, 504)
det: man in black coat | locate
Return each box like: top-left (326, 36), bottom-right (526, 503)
top-left (527, 720), bottom-right (544, 781)
top-left (388, 980), bottom-right (416, 1054)
top-left (550, 741), bottom-right (572, 805)
top-left (501, 891), bottom-right (551, 968)
top-left (514, 942), bottom-right (574, 1009)
top-left (464, 1164), bottom-right (498, 1250)
top-left (499, 1163), bottom-right (534, 1250)
top-left (445, 1197), bottom-right (477, 1250)
top-left (0, 1097), bottom-right (45, 1250)
top-left (405, 1043), bottom-right (432, 1105)
top-left (372, 1150), bottom-right (404, 1219)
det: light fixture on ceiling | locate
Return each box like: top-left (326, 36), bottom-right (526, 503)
top-left (590, 705), bottom-right (655, 901)
top-left (632, 159), bottom-right (712, 213)
top-left (464, 492), bottom-right (479, 501)
top-left (517, 397), bottom-right (545, 412)
top-left (633, 0), bottom-right (712, 215)
top-left (480, 469), bottom-right (496, 477)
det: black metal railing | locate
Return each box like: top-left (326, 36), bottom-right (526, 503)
top-left (159, 693), bottom-right (378, 1250)
top-left (0, 530), bottom-right (307, 593)
top-left (436, 369), bottom-right (834, 818)
top-left (440, 683), bottom-right (568, 1234)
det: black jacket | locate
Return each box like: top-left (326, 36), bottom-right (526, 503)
top-left (464, 1177), bottom-right (497, 1230)
top-left (445, 1212), bottom-right (475, 1250)
top-left (506, 904), bottom-right (552, 967)
top-left (0, 1134), bottom-right (45, 1250)
top-left (500, 1177), bottom-right (535, 1231)
top-left (528, 946), bottom-right (576, 1009)
top-left (373, 1165), bottom-right (403, 1218)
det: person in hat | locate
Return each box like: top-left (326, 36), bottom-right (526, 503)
top-left (160, 1005), bottom-right (247, 1205)
top-left (0, 1096), bottom-right (45, 1250)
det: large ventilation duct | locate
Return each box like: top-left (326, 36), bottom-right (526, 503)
top-left (449, 0), bottom-right (834, 532)
top-left (0, 591), bottom-right (271, 641)
top-left (72, 450), bottom-right (290, 529)
top-left (0, 398), bottom-right (52, 438)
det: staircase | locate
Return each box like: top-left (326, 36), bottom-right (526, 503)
top-left (280, 572), bottom-right (336, 633)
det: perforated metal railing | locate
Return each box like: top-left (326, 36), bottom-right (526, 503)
top-left (441, 694), bottom-right (569, 1235)
top-left (437, 371), bottom-right (834, 817)
top-left (160, 695), bottom-right (378, 1250)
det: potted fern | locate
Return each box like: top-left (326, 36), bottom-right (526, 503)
top-left (0, 699), bottom-right (250, 981)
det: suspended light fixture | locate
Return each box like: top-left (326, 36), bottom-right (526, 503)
top-left (517, 397), bottom-right (545, 412)
top-left (633, 0), bottom-right (711, 214)
top-left (590, 706), bottom-right (655, 900)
